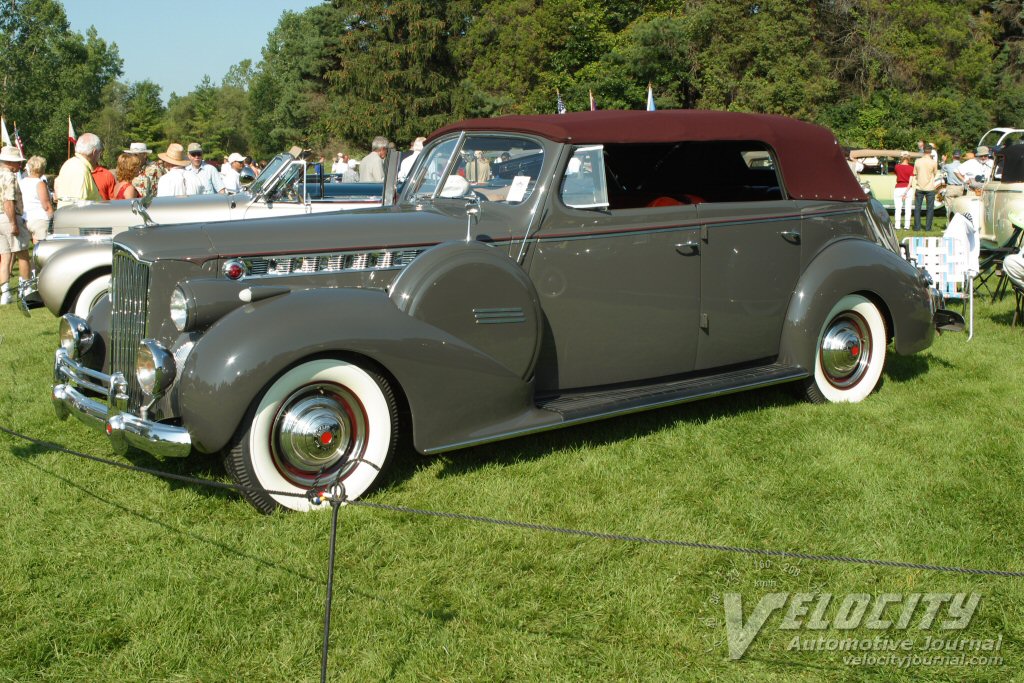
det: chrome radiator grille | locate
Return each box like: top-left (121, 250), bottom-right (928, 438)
top-left (110, 246), bottom-right (150, 413)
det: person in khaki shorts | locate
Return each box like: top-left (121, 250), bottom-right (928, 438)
top-left (0, 145), bottom-right (32, 305)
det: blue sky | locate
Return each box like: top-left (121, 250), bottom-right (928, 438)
top-left (63, 0), bottom-right (322, 101)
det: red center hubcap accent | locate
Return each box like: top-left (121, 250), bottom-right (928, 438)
top-left (319, 431), bottom-right (333, 446)
top-left (851, 345), bottom-right (860, 357)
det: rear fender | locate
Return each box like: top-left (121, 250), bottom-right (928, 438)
top-left (779, 238), bottom-right (934, 371)
top-left (177, 287), bottom-right (535, 455)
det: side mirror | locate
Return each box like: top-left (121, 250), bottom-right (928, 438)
top-left (240, 169), bottom-right (256, 188)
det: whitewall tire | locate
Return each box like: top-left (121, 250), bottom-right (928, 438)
top-left (71, 274), bottom-right (111, 318)
top-left (805, 295), bottom-right (887, 404)
top-left (224, 359), bottom-right (399, 513)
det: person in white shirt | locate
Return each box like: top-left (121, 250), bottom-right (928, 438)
top-left (221, 152), bottom-right (246, 193)
top-left (942, 180), bottom-right (985, 275)
top-left (183, 143), bottom-right (225, 194)
top-left (958, 151), bottom-right (988, 184)
top-left (398, 137), bottom-right (426, 182)
top-left (19, 155), bottom-right (54, 245)
top-left (156, 143), bottom-right (201, 197)
top-left (331, 153), bottom-right (346, 175)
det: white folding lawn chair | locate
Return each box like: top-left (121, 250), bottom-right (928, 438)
top-left (903, 236), bottom-right (974, 340)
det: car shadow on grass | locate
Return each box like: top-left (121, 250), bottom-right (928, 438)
top-left (407, 383), bottom-right (803, 483)
top-left (882, 350), bottom-right (950, 383)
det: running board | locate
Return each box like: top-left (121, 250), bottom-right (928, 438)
top-left (536, 362), bottom-right (808, 422)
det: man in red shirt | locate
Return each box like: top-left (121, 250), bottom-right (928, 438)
top-left (91, 159), bottom-right (116, 200)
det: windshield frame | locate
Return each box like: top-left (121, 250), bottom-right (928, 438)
top-left (248, 153), bottom-right (294, 197)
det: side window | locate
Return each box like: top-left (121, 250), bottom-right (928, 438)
top-left (561, 145), bottom-right (609, 209)
top-left (563, 140), bottom-right (784, 211)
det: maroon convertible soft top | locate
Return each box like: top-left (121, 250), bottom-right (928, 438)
top-left (428, 109), bottom-right (865, 203)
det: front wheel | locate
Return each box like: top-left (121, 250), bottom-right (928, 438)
top-left (71, 273), bottom-right (111, 318)
top-left (804, 295), bottom-right (887, 404)
top-left (224, 359), bottom-right (399, 513)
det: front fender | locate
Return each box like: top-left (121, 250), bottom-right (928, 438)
top-left (779, 238), bottom-right (934, 371)
top-left (177, 287), bottom-right (535, 455)
top-left (37, 240), bottom-right (112, 315)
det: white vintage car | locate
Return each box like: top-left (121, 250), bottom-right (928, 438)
top-left (32, 150), bottom-right (392, 316)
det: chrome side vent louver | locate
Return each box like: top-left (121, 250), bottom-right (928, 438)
top-left (239, 248), bottom-right (425, 280)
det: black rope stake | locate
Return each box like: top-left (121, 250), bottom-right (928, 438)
top-left (320, 483), bottom-right (345, 683)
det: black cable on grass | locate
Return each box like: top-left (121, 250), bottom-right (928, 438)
top-left (3, 423), bottom-right (1023, 578)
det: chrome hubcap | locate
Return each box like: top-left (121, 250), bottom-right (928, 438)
top-left (820, 312), bottom-right (871, 389)
top-left (271, 382), bottom-right (367, 487)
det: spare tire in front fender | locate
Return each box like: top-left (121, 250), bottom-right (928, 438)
top-left (389, 240), bottom-right (543, 381)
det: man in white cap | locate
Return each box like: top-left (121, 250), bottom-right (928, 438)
top-left (221, 153), bottom-right (247, 193)
top-left (0, 146), bottom-right (31, 305)
top-left (124, 142), bottom-right (163, 198)
top-left (156, 143), bottom-right (201, 197)
top-left (183, 142), bottom-right (225, 195)
top-left (53, 132), bottom-right (103, 207)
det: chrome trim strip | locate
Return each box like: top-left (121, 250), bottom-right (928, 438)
top-left (237, 248), bottom-right (425, 280)
top-left (422, 368), bottom-right (808, 454)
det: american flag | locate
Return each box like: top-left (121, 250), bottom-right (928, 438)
top-left (556, 90), bottom-right (567, 115)
top-left (12, 121), bottom-right (24, 157)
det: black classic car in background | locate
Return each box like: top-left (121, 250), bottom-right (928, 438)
top-left (51, 110), bottom-right (959, 513)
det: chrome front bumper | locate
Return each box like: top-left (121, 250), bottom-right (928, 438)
top-left (52, 348), bottom-right (192, 459)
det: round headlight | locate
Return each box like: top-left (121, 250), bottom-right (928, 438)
top-left (58, 314), bottom-right (93, 359)
top-left (170, 286), bottom-right (192, 332)
top-left (136, 339), bottom-right (176, 400)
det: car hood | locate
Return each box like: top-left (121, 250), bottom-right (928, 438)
top-left (113, 203), bottom-right (479, 263)
top-left (53, 193), bottom-right (238, 231)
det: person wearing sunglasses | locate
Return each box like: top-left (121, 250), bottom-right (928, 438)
top-left (184, 143), bottom-right (225, 195)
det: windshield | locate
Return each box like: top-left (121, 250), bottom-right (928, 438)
top-left (248, 154), bottom-right (291, 196)
top-left (266, 161), bottom-right (306, 202)
top-left (407, 134), bottom-right (545, 204)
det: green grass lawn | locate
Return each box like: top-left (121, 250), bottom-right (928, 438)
top-left (1, 287), bottom-right (1023, 682)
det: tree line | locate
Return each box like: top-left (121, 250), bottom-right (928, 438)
top-left (2, 0), bottom-right (1022, 169)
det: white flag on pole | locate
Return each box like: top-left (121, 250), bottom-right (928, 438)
top-left (0, 117), bottom-right (11, 147)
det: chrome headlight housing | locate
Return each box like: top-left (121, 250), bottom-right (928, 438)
top-left (58, 314), bottom-right (93, 359)
top-left (136, 339), bottom-right (176, 400)
top-left (169, 286), bottom-right (193, 332)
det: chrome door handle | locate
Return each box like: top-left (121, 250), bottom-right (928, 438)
top-left (675, 241), bottom-right (699, 255)
top-left (780, 230), bottom-right (801, 244)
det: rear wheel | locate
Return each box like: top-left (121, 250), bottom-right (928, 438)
top-left (804, 295), bottom-right (886, 404)
top-left (224, 359), bottom-right (399, 513)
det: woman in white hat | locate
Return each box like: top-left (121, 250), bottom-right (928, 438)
top-left (0, 145), bottom-right (31, 305)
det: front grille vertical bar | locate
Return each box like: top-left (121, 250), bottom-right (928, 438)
top-left (110, 246), bottom-right (150, 413)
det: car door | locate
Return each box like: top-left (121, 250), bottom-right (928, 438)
top-left (693, 199), bottom-right (801, 370)
top-left (529, 145), bottom-right (702, 391)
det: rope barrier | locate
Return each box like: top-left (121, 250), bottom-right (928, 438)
top-left (3, 422), bottom-right (1023, 680)
top-left (3, 423), bottom-right (1022, 577)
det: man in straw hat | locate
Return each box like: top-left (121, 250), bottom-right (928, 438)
top-left (156, 143), bottom-right (201, 197)
top-left (0, 145), bottom-right (31, 305)
top-left (124, 142), bottom-right (163, 198)
top-left (53, 132), bottom-right (103, 208)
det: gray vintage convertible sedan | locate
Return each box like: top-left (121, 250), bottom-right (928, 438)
top-left (52, 110), bottom-right (960, 513)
